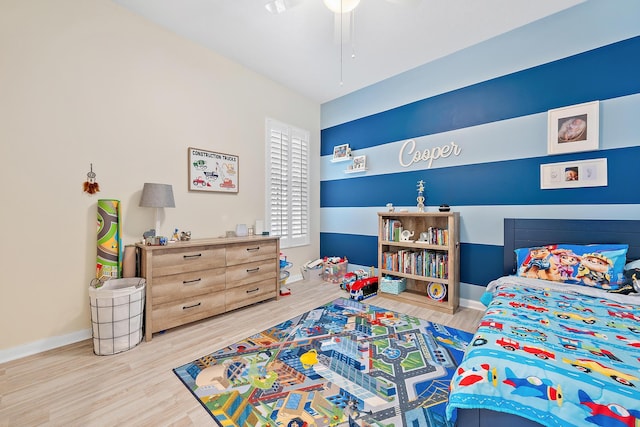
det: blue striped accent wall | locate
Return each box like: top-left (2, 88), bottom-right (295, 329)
top-left (321, 36), bottom-right (640, 156)
top-left (319, 4), bottom-right (640, 300)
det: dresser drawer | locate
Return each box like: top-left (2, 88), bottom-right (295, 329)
top-left (226, 241), bottom-right (277, 266)
top-left (151, 293), bottom-right (225, 333)
top-left (151, 268), bottom-right (225, 305)
top-left (225, 278), bottom-right (277, 312)
top-left (152, 246), bottom-right (225, 276)
top-left (226, 259), bottom-right (277, 288)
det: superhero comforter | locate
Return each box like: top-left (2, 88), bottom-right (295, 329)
top-left (446, 276), bottom-right (640, 427)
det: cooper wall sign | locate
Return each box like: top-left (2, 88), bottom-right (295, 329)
top-left (398, 139), bottom-right (462, 168)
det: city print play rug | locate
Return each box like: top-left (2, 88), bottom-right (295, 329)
top-left (173, 297), bottom-right (473, 426)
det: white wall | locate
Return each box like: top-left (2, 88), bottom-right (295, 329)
top-left (0, 0), bottom-right (320, 360)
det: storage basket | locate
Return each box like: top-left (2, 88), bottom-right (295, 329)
top-left (89, 277), bottom-right (145, 355)
top-left (301, 265), bottom-right (323, 280)
top-left (380, 276), bottom-right (407, 295)
top-left (322, 260), bottom-right (348, 283)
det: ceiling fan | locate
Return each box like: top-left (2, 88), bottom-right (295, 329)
top-left (264, 0), bottom-right (420, 84)
top-left (265, 0), bottom-right (420, 45)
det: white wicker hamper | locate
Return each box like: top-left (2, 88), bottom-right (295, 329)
top-left (89, 278), bottom-right (145, 355)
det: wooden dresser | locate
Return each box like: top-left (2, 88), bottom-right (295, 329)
top-left (136, 236), bottom-right (280, 341)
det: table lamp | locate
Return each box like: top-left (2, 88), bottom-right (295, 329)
top-left (139, 183), bottom-right (175, 236)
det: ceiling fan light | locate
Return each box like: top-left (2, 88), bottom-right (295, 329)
top-left (323, 0), bottom-right (361, 14)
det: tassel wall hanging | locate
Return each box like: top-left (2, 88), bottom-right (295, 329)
top-left (83, 163), bottom-right (100, 194)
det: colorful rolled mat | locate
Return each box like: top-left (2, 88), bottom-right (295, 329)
top-left (97, 199), bottom-right (122, 279)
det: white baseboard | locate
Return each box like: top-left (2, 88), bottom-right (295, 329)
top-left (3, 274), bottom-right (308, 364)
top-left (287, 273), bottom-right (304, 283)
top-left (459, 297), bottom-right (486, 312)
top-left (0, 329), bottom-right (91, 364)
top-left (1, 277), bottom-right (486, 364)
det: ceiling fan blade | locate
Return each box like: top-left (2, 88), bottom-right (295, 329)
top-left (264, 0), bottom-right (303, 14)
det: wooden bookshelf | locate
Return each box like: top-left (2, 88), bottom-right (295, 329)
top-left (378, 211), bottom-right (460, 314)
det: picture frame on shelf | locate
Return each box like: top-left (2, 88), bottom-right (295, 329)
top-left (188, 147), bottom-right (239, 193)
top-left (547, 101), bottom-right (599, 155)
top-left (346, 155), bottom-right (367, 173)
top-left (540, 158), bottom-right (607, 189)
top-left (332, 143), bottom-right (351, 162)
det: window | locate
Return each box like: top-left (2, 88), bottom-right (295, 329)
top-left (265, 118), bottom-right (310, 248)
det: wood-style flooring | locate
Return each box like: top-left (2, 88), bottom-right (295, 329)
top-left (0, 278), bottom-right (484, 427)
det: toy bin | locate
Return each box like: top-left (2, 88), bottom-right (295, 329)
top-left (322, 259), bottom-right (348, 283)
top-left (301, 260), bottom-right (323, 280)
top-left (380, 276), bottom-right (407, 295)
top-left (89, 277), bottom-right (146, 355)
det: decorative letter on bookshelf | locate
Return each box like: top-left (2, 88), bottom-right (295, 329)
top-left (378, 212), bottom-right (459, 314)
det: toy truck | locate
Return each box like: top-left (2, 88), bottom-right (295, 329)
top-left (349, 277), bottom-right (379, 301)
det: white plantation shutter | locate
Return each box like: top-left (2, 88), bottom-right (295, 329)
top-left (266, 119), bottom-right (310, 248)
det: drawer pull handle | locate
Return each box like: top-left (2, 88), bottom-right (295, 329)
top-left (183, 254), bottom-right (202, 259)
top-left (246, 267), bottom-right (260, 273)
top-left (183, 302), bottom-right (202, 310)
top-left (246, 247), bottom-right (260, 252)
top-left (183, 278), bottom-right (202, 285)
top-left (246, 288), bottom-right (259, 294)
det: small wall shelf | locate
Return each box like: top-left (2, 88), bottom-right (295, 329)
top-left (345, 168), bottom-right (367, 174)
top-left (330, 156), bottom-right (352, 163)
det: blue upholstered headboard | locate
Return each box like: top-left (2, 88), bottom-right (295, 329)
top-left (503, 218), bottom-right (640, 276)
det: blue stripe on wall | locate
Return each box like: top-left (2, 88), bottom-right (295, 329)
top-left (460, 243), bottom-right (504, 286)
top-left (319, 233), bottom-right (378, 268)
top-left (319, 232), bottom-right (504, 287)
top-left (320, 146), bottom-right (639, 208)
top-left (321, 36), bottom-right (640, 156)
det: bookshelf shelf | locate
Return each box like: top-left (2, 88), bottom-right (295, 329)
top-left (377, 211), bottom-right (460, 314)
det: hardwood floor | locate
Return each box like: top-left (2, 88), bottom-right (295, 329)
top-left (0, 279), bottom-right (484, 427)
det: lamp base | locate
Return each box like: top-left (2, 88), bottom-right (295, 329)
top-left (154, 208), bottom-right (161, 237)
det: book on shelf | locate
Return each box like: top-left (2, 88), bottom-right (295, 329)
top-left (382, 249), bottom-right (448, 279)
top-left (383, 219), bottom-right (403, 242)
top-left (425, 227), bottom-right (449, 245)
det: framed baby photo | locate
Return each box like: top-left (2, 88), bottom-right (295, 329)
top-left (540, 158), bottom-right (607, 189)
top-left (547, 101), bottom-right (599, 155)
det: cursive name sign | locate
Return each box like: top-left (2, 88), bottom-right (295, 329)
top-left (398, 139), bottom-right (461, 168)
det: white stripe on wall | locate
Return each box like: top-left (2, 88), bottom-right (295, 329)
top-left (321, 93), bottom-right (640, 181)
top-left (321, 204), bottom-right (640, 246)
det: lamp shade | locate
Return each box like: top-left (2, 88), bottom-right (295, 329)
top-left (139, 183), bottom-right (175, 208)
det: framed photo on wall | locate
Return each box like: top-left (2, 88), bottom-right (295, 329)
top-left (547, 101), bottom-right (599, 155)
top-left (352, 155), bottom-right (366, 171)
top-left (540, 158), bottom-right (607, 189)
top-left (332, 144), bottom-right (351, 162)
top-left (346, 155), bottom-right (367, 173)
top-left (188, 147), bottom-right (239, 193)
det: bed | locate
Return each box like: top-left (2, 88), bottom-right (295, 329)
top-left (447, 218), bottom-right (640, 427)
